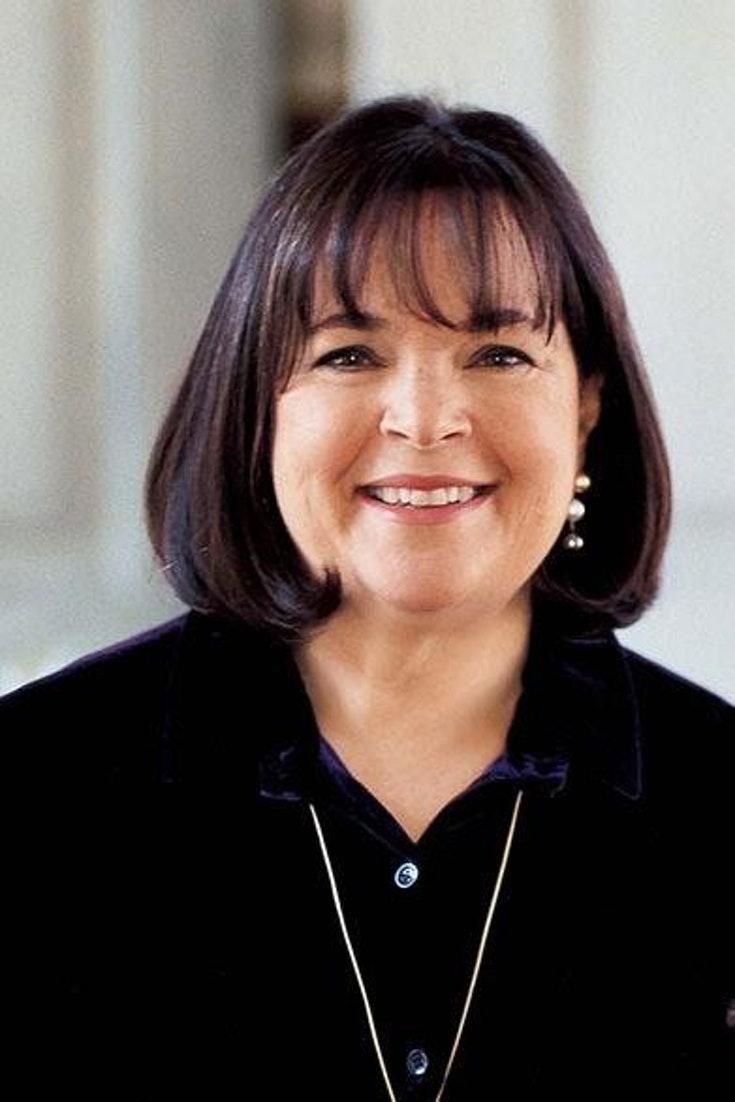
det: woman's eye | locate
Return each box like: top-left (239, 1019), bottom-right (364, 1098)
top-left (474, 345), bottom-right (534, 369)
top-left (314, 345), bottom-right (377, 370)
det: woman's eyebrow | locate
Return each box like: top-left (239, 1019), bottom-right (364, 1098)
top-left (306, 306), bottom-right (537, 336)
top-left (466, 307), bottom-right (537, 332)
top-left (307, 310), bottom-right (384, 335)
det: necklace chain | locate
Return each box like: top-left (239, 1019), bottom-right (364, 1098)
top-left (308, 787), bottom-right (524, 1102)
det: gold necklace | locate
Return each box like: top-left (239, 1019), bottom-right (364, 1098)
top-left (308, 787), bottom-right (524, 1101)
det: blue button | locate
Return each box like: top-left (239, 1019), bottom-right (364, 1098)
top-left (406, 1048), bottom-right (429, 1078)
top-left (394, 861), bottom-right (419, 889)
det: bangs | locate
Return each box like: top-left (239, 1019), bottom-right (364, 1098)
top-left (344, 194), bottom-right (559, 333)
top-left (268, 117), bottom-right (591, 396)
top-left (297, 178), bottom-right (569, 347)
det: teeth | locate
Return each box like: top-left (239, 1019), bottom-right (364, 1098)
top-left (367, 485), bottom-right (480, 507)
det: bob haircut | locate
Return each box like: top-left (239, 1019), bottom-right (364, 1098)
top-left (145, 95), bottom-right (671, 645)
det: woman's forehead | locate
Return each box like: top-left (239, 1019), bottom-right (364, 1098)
top-left (311, 198), bottom-right (549, 329)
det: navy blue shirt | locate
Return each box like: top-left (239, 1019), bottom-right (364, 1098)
top-left (2, 607), bottom-right (732, 1098)
top-left (252, 608), bottom-right (653, 1097)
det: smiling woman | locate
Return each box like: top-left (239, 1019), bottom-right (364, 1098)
top-left (3, 97), bottom-right (733, 1098)
top-left (143, 100), bottom-right (668, 648)
top-left (272, 214), bottom-right (604, 844)
top-left (274, 271), bottom-right (600, 839)
top-left (273, 219), bottom-right (601, 630)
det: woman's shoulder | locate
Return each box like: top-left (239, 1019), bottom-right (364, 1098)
top-left (612, 641), bottom-right (733, 801)
top-left (616, 642), bottom-right (732, 723)
top-left (1, 609), bottom-right (276, 783)
top-left (0, 613), bottom-right (190, 717)
top-left (617, 643), bottom-right (731, 709)
top-left (1, 614), bottom-right (194, 781)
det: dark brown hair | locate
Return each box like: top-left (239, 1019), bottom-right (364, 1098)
top-left (145, 96), bottom-right (671, 644)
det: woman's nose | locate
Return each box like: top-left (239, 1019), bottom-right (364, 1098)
top-left (378, 367), bottom-right (472, 447)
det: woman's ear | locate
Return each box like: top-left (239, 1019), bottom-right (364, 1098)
top-left (578, 374), bottom-right (603, 450)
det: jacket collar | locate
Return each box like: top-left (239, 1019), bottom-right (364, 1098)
top-left (160, 608), bottom-right (642, 801)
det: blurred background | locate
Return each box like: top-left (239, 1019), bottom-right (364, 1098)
top-left (2, 0), bottom-right (733, 697)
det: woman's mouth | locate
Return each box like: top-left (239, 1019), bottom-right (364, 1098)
top-left (357, 484), bottom-right (497, 525)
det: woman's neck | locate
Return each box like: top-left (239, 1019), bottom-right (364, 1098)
top-left (293, 593), bottom-right (532, 840)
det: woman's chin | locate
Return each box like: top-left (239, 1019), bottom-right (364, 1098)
top-left (348, 570), bottom-right (498, 618)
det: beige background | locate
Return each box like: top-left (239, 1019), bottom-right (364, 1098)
top-left (2, 0), bottom-right (733, 698)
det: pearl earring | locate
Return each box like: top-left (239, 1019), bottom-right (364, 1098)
top-left (563, 472), bottom-right (591, 550)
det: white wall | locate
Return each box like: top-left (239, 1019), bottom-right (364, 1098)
top-left (350, 0), bottom-right (734, 698)
top-left (1, 1), bottom-right (277, 692)
top-left (3, 0), bottom-right (732, 701)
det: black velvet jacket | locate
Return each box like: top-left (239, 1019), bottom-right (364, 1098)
top-left (3, 608), bottom-right (733, 1098)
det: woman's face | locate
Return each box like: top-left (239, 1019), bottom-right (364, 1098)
top-left (271, 211), bottom-right (601, 624)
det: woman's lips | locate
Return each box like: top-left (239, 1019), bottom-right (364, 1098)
top-left (357, 486), bottom-right (497, 525)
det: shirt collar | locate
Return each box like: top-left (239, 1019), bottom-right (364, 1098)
top-left (161, 608), bottom-right (642, 802)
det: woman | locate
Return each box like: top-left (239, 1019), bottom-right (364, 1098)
top-left (4, 97), bottom-right (733, 1098)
